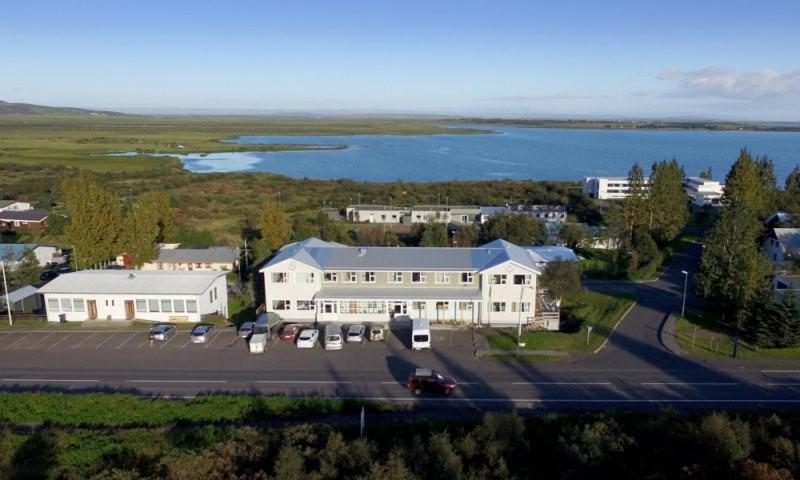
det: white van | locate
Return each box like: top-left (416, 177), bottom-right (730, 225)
top-left (248, 313), bottom-right (271, 354)
top-left (411, 318), bottom-right (431, 350)
top-left (324, 323), bottom-right (343, 351)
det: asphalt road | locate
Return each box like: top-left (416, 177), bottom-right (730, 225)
top-left (1, 235), bottom-right (799, 409)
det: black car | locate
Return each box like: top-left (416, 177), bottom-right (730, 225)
top-left (406, 368), bottom-right (457, 395)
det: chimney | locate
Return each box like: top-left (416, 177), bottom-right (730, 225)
top-left (358, 248), bottom-right (367, 257)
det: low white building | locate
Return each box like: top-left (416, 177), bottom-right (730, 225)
top-left (582, 176), bottom-right (650, 200)
top-left (260, 237), bottom-right (561, 329)
top-left (38, 270), bottom-right (228, 323)
top-left (0, 244), bottom-right (64, 268)
top-left (140, 247), bottom-right (239, 271)
top-left (479, 205), bottom-right (567, 224)
top-left (764, 228), bottom-right (800, 271)
top-left (0, 200), bottom-right (32, 212)
top-left (345, 205), bottom-right (409, 224)
top-left (684, 176), bottom-right (724, 208)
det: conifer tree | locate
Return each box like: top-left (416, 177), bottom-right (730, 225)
top-left (723, 149), bottom-right (771, 219)
top-left (259, 201), bottom-right (290, 252)
top-left (62, 173), bottom-right (122, 268)
top-left (622, 162), bottom-right (648, 245)
top-left (648, 159), bottom-right (688, 243)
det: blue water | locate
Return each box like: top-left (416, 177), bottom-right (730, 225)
top-left (172, 126), bottom-right (800, 182)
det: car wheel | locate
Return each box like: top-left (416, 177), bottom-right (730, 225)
top-left (413, 387), bottom-right (422, 395)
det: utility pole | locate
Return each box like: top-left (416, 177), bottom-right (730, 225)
top-left (681, 270), bottom-right (688, 318)
top-left (1, 260), bottom-right (12, 326)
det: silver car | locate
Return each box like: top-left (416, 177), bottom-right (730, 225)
top-left (238, 321), bottom-right (254, 338)
top-left (149, 324), bottom-right (177, 341)
top-left (190, 325), bottom-right (214, 343)
top-left (346, 324), bottom-right (366, 343)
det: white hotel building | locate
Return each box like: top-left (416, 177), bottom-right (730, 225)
top-left (683, 176), bottom-right (724, 208)
top-left (582, 176), bottom-right (650, 200)
top-left (260, 238), bottom-right (564, 330)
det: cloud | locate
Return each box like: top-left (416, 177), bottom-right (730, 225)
top-left (658, 66), bottom-right (800, 100)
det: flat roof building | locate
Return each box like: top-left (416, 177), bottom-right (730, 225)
top-left (582, 176), bottom-right (650, 200)
top-left (684, 176), bottom-right (724, 208)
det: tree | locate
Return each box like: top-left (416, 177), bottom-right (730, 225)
top-left (62, 172), bottom-right (122, 268)
top-left (647, 159), bottom-right (688, 243)
top-left (540, 260), bottom-right (582, 301)
top-left (315, 212), bottom-right (350, 244)
top-left (452, 225), bottom-right (478, 247)
top-left (755, 155), bottom-right (779, 214)
top-left (622, 162), bottom-right (649, 244)
top-left (116, 202), bottom-right (160, 267)
top-left (137, 191), bottom-right (176, 243)
top-left (420, 222), bottom-right (449, 247)
top-left (783, 166), bottom-right (800, 226)
top-left (7, 250), bottom-right (41, 291)
top-left (259, 201), bottom-right (290, 252)
top-left (481, 213), bottom-right (546, 245)
top-left (560, 223), bottom-right (588, 249)
top-left (699, 167), bottom-right (714, 180)
top-left (724, 149), bottom-right (771, 218)
top-left (696, 204), bottom-right (771, 322)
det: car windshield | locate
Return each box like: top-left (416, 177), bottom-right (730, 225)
top-left (348, 332), bottom-right (359, 337)
top-left (413, 334), bottom-right (429, 342)
top-left (299, 333), bottom-right (312, 340)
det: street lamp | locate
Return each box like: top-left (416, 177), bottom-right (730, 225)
top-left (517, 285), bottom-right (534, 348)
top-left (681, 270), bottom-right (689, 318)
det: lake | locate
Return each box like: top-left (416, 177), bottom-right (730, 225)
top-left (174, 126), bottom-right (800, 183)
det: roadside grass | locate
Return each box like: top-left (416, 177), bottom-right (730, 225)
top-left (0, 392), bottom-right (393, 427)
top-left (675, 310), bottom-right (800, 360)
top-left (486, 290), bottom-right (635, 355)
top-left (0, 319), bottom-right (82, 329)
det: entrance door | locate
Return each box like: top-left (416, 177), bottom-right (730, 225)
top-left (124, 300), bottom-right (135, 320)
top-left (87, 300), bottom-right (98, 320)
top-left (320, 301), bottom-right (337, 321)
top-left (391, 301), bottom-right (407, 315)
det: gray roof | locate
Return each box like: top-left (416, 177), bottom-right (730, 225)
top-left (316, 287), bottom-right (482, 300)
top-left (156, 247), bottom-right (238, 264)
top-left (0, 244), bottom-right (37, 261)
top-left (7, 285), bottom-right (38, 303)
top-left (262, 237), bottom-right (541, 274)
top-left (525, 246), bottom-right (579, 264)
top-left (773, 228), bottom-right (800, 256)
top-left (37, 270), bottom-right (226, 295)
top-left (0, 209), bottom-right (48, 222)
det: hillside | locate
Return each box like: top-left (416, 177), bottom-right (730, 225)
top-left (0, 100), bottom-right (123, 116)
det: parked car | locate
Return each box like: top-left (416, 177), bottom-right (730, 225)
top-left (406, 368), bottom-right (457, 396)
top-left (190, 325), bottom-right (214, 343)
top-left (369, 324), bottom-right (385, 342)
top-left (324, 324), bottom-right (343, 350)
top-left (346, 324), bottom-right (366, 343)
top-left (238, 321), bottom-right (254, 338)
top-left (279, 324), bottom-right (302, 342)
top-left (296, 329), bottom-right (319, 349)
top-left (149, 324), bottom-right (177, 341)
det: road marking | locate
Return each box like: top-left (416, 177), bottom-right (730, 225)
top-left (1, 378), bottom-right (99, 383)
top-left (768, 383), bottom-right (800, 387)
top-left (3, 332), bottom-right (31, 350)
top-left (511, 382), bottom-right (613, 386)
top-left (181, 337), bottom-right (193, 349)
top-left (380, 381), bottom-right (401, 385)
top-left (273, 396), bottom-right (800, 404)
top-left (0, 332), bottom-right (12, 344)
top-left (204, 331), bottom-right (222, 349)
top-left (47, 333), bottom-right (73, 350)
top-left (137, 338), bottom-right (152, 349)
top-left (125, 379), bottom-right (228, 384)
top-left (71, 333), bottom-right (96, 349)
top-left (640, 382), bottom-right (739, 386)
top-left (762, 370), bottom-right (800, 374)
top-left (95, 332), bottom-right (118, 349)
top-left (255, 380), bottom-right (352, 384)
top-left (30, 332), bottom-right (54, 348)
top-left (116, 333), bottom-right (138, 349)
top-left (160, 333), bottom-right (178, 349)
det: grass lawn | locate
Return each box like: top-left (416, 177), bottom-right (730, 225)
top-left (0, 318), bottom-right (83, 329)
top-left (486, 290), bottom-right (635, 354)
top-left (675, 310), bottom-right (800, 360)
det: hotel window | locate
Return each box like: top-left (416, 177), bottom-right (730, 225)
top-left (157, 263), bottom-right (164, 270)
top-left (135, 299), bottom-right (147, 312)
top-left (185, 300), bottom-right (197, 313)
top-left (511, 302), bottom-right (531, 312)
top-left (296, 300), bottom-right (315, 311)
top-left (490, 274), bottom-right (507, 285)
top-left (381, 215), bottom-right (387, 221)
top-left (195, 263), bottom-right (202, 269)
top-left (412, 301), bottom-right (426, 311)
top-left (148, 299), bottom-right (160, 312)
top-left (491, 302), bottom-right (506, 312)
top-left (344, 271), bottom-right (358, 283)
top-left (297, 272), bottom-right (315, 283)
top-left (271, 272), bottom-right (289, 283)
top-left (324, 272), bottom-right (338, 282)
top-left (458, 302), bottom-right (473, 311)
top-left (390, 272), bottom-right (403, 283)
top-left (73, 298), bottom-right (85, 312)
top-left (173, 299), bottom-right (185, 313)
top-left (161, 299), bottom-right (173, 313)
top-left (513, 274), bottom-right (531, 285)
top-left (272, 300), bottom-right (291, 310)
top-left (435, 301), bottom-right (450, 311)
top-left (362, 271), bottom-right (375, 283)
top-left (411, 272), bottom-right (426, 283)
top-left (60, 298), bottom-right (73, 312)
top-left (460, 272), bottom-right (473, 283)
top-left (48, 298), bottom-right (60, 312)
top-left (434, 272), bottom-right (450, 284)
top-left (209, 291), bottom-right (213, 303)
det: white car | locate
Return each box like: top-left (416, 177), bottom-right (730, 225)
top-left (346, 324), bottom-right (366, 343)
top-left (190, 325), bottom-right (214, 343)
top-left (296, 329), bottom-right (319, 349)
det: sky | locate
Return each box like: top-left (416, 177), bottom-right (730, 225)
top-left (2, 0), bottom-right (799, 121)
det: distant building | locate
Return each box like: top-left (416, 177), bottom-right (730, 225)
top-left (0, 209), bottom-right (49, 231)
top-left (525, 246), bottom-right (579, 268)
top-left (0, 285), bottom-right (41, 314)
top-left (765, 211), bottom-right (793, 229)
top-left (582, 176), bottom-right (650, 200)
top-left (479, 205), bottom-right (567, 224)
top-left (773, 275), bottom-right (800, 309)
top-left (0, 200), bottom-right (33, 212)
top-left (345, 205), bottom-right (409, 224)
top-left (764, 228), bottom-right (800, 271)
top-left (346, 204), bottom-right (565, 226)
top-left (140, 246), bottom-right (239, 272)
top-left (684, 176), bottom-right (724, 208)
top-left (37, 270), bottom-right (228, 323)
top-left (0, 244), bottom-right (64, 268)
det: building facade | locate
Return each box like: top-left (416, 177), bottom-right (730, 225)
top-left (684, 177), bottom-right (724, 208)
top-left (0, 244), bottom-right (64, 268)
top-left (260, 238), bottom-right (561, 330)
top-left (0, 209), bottom-right (49, 231)
top-left (582, 176), bottom-right (650, 200)
top-left (0, 201), bottom-right (33, 212)
top-left (38, 270), bottom-right (228, 323)
top-left (139, 246), bottom-right (239, 271)
top-left (764, 228), bottom-right (800, 271)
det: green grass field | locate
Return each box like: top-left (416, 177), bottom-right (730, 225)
top-left (486, 290), bottom-right (635, 354)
